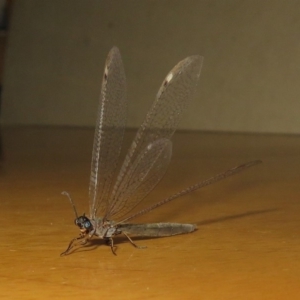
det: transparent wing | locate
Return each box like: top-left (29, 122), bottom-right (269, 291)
top-left (89, 47), bottom-right (127, 219)
top-left (104, 54), bottom-right (203, 220)
top-left (108, 138), bottom-right (172, 220)
top-left (118, 160), bottom-right (262, 224)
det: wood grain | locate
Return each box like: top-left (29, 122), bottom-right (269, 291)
top-left (1, 127), bottom-right (299, 299)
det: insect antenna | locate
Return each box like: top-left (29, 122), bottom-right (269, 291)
top-left (62, 191), bottom-right (79, 219)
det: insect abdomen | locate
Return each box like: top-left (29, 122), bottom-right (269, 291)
top-left (119, 223), bottom-right (197, 237)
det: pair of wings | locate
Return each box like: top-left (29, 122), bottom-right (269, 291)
top-left (88, 47), bottom-right (203, 221)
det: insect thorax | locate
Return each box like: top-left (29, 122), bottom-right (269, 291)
top-left (91, 218), bottom-right (120, 238)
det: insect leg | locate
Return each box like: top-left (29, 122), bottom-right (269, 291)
top-left (123, 232), bottom-right (147, 250)
top-left (106, 237), bottom-right (117, 255)
top-left (60, 234), bottom-right (85, 256)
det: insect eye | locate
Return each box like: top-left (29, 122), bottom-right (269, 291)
top-left (84, 221), bottom-right (91, 228)
top-left (74, 216), bottom-right (91, 229)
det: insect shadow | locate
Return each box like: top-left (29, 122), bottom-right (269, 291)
top-left (196, 208), bottom-right (278, 226)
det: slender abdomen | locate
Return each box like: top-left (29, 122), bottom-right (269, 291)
top-left (119, 223), bottom-right (197, 237)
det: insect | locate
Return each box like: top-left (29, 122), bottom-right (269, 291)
top-left (61, 47), bottom-right (261, 256)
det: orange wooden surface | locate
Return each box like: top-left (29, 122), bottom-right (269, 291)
top-left (1, 127), bottom-right (300, 299)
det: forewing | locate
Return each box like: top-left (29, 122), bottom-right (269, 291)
top-left (89, 47), bottom-right (127, 219)
top-left (105, 54), bottom-right (203, 220)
